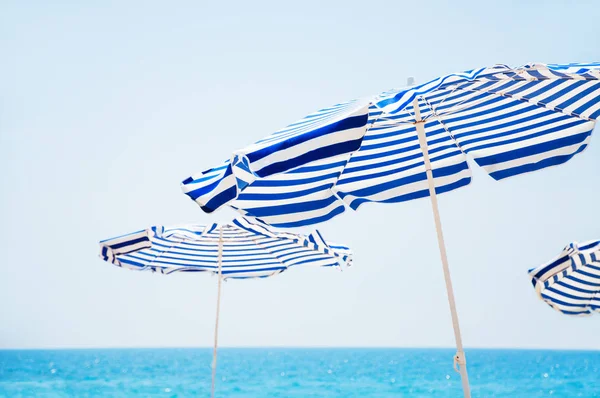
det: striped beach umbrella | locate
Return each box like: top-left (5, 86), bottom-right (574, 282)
top-left (99, 217), bottom-right (352, 398)
top-left (181, 62), bottom-right (600, 398)
top-left (529, 239), bottom-right (600, 316)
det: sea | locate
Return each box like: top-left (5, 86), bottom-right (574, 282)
top-left (1, 348), bottom-right (599, 397)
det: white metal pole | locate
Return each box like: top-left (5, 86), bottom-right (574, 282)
top-left (211, 226), bottom-right (224, 398)
top-left (413, 98), bottom-right (471, 398)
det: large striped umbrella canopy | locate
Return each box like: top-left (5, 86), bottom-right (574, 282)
top-left (180, 62), bottom-right (600, 398)
top-left (529, 239), bottom-right (600, 316)
top-left (99, 217), bottom-right (351, 398)
top-left (182, 63), bottom-right (600, 228)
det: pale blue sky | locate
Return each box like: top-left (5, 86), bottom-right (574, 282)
top-left (1, 0), bottom-right (600, 350)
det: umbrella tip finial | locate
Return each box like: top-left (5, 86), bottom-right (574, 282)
top-left (407, 77), bottom-right (415, 86)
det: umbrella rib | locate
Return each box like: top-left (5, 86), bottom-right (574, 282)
top-left (249, 236), bottom-right (289, 275)
top-left (421, 95), bottom-right (466, 155)
top-left (150, 232), bottom-right (220, 274)
top-left (428, 85), bottom-right (461, 116)
top-left (373, 85), bottom-right (479, 128)
top-left (144, 234), bottom-right (188, 273)
top-left (446, 82), bottom-right (595, 122)
top-left (420, 80), bottom-right (520, 121)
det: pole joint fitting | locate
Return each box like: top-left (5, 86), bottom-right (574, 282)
top-left (453, 351), bottom-right (466, 373)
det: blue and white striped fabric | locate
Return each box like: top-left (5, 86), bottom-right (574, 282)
top-left (183, 63), bottom-right (600, 227)
top-left (99, 217), bottom-right (352, 279)
top-left (528, 239), bottom-right (600, 316)
top-left (181, 99), bottom-right (371, 214)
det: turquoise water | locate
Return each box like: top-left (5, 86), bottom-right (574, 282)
top-left (1, 348), bottom-right (599, 397)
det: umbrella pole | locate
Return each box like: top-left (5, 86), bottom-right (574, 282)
top-left (413, 99), bottom-right (471, 398)
top-left (211, 226), bottom-right (224, 398)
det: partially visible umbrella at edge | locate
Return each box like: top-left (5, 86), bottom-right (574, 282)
top-left (529, 239), bottom-right (600, 316)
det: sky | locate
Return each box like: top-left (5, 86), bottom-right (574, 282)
top-left (1, 0), bottom-right (600, 350)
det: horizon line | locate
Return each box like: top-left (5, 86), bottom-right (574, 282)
top-left (2, 346), bottom-right (599, 352)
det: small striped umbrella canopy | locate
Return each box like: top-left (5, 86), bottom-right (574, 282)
top-left (180, 62), bottom-right (600, 398)
top-left (99, 217), bottom-right (351, 278)
top-left (529, 240), bottom-right (600, 316)
top-left (99, 217), bottom-right (351, 397)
